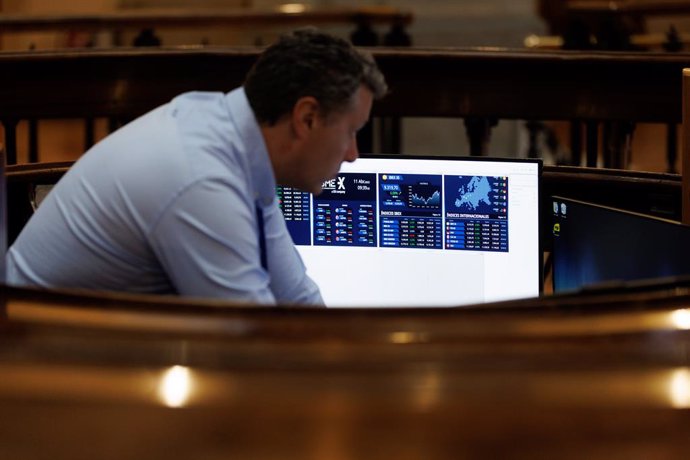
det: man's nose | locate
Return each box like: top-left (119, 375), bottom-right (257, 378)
top-left (345, 138), bottom-right (359, 163)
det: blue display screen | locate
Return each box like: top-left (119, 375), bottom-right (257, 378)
top-left (275, 156), bottom-right (541, 307)
top-left (444, 175), bottom-right (508, 252)
top-left (312, 173), bottom-right (377, 247)
top-left (379, 173), bottom-right (443, 249)
top-left (552, 196), bottom-right (690, 292)
top-left (278, 173), bottom-right (511, 253)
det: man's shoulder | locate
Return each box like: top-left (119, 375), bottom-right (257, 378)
top-left (172, 90), bottom-right (226, 104)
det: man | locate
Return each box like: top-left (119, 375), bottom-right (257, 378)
top-left (6, 29), bottom-right (388, 305)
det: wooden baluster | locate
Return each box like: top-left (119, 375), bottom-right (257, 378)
top-left (351, 18), bottom-right (378, 154)
top-left (383, 22), bottom-right (412, 47)
top-left (28, 119), bottom-right (38, 163)
top-left (2, 119), bottom-right (19, 165)
top-left (665, 26), bottom-right (683, 174)
top-left (667, 123), bottom-right (678, 173)
top-left (132, 28), bottom-right (162, 47)
top-left (380, 118), bottom-right (401, 155)
top-left (603, 121), bottom-right (635, 169)
top-left (351, 17), bottom-right (379, 46)
top-left (464, 117), bottom-right (497, 156)
top-left (525, 120), bottom-right (544, 159)
top-left (570, 120), bottom-right (583, 166)
top-left (586, 120), bottom-right (599, 167)
top-left (85, 117), bottom-right (95, 152)
top-left (379, 21), bottom-right (411, 155)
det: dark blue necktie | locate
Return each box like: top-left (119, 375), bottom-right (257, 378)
top-left (255, 203), bottom-right (268, 271)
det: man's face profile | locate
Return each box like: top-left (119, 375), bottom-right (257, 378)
top-left (294, 85), bottom-right (374, 195)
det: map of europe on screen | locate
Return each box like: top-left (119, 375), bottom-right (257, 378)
top-left (449, 176), bottom-right (495, 215)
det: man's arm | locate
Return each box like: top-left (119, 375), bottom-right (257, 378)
top-left (149, 177), bottom-right (276, 303)
top-left (148, 177), bottom-right (323, 305)
top-left (261, 201), bottom-right (324, 305)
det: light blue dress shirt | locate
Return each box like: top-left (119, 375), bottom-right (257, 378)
top-left (7, 88), bottom-right (324, 306)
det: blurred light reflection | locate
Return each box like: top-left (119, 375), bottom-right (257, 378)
top-left (389, 331), bottom-right (428, 344)
top-left (159, 365), bottom-right (193, 408)
top-left (415, 369), bottom-right (442, 411)
top-left (279, 3), bottom-right (307, 14)
top-left (670, 309), bottom-right (690, 330)
top-left (669, 368), bottom-right (690, 409)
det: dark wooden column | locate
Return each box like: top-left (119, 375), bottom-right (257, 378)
top-left (2, 119), bottom-right (18, 165)
top-left (464, 117), bottom-right (497, 156)
top-left (682, 68), bottom-right (690, 225)
top-left (586, 121), bottom-right (599, 168)
top-left (602, 121), bottom-right (635, 170)
top-left (569, 120), bottom-right (583, 165)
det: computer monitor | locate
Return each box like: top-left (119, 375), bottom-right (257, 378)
top-left (278, 155), bottom-right (542, 307)
top-left (551, 196), bottom-right (690, 293)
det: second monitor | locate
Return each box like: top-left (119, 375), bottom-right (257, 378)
top-left (551, 196), bottom-right (690, 293)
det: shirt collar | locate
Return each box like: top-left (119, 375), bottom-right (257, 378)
top-left (224, 87), bottom-right (276, 207)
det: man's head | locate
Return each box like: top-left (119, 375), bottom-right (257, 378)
top-left (244, 29), bottom-right (387, 194)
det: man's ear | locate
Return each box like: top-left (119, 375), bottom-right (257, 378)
top-left (292, 96), bottom-right (320, 139)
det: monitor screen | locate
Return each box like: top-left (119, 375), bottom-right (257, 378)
top-left (278, 155), bottom-right (542, 307)
top-left (551, 196), bottom-right (690, 293)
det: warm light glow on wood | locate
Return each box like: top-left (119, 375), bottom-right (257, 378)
top-left (159, 365), bottom-right (193, 408)
top-left (669, 368), bottom-right (690, 409)
top-left (670, 309), bottom-right (690, 330)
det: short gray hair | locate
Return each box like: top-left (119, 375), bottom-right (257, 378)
top-left (244, 28), bottom-right (387, 125)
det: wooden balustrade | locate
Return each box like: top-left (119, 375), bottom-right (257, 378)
top-left (0, 46), bottom-right (686, 167)
top-left (539, 0), bottom-right (690, 43)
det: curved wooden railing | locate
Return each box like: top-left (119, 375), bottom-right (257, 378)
top-left (1, 279), bottom-right (690, 458)
top-left (0, 6), bottom-right (413, 34)
top-left (0, 46), bottom-right (686, 167)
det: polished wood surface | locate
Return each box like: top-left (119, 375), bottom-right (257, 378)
top-left (1, 363), bottom-right (688, 460)
top-left (6, 160), bottom-right (72, 182)
top-left (2, 282), bottom-right (690, 459)
top-left (4, 281), bottom-right (690, 362)
top-left (567, 0), bottom-right (690, 15)
top-left (0, 6), bottom-right (413, 33)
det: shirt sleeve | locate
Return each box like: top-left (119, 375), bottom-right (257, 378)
top-left (261, 199), bottom-right (323, 305)
top-left (148, 177), bottom-right (323, 306)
